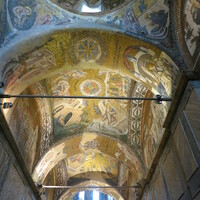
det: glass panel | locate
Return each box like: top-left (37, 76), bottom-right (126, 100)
top-left (93, 190), bottom-right (99, 200)
top-left (72, 191), bottom-right (114, 200)
top-left (79, 191), bottom-right (85, 200)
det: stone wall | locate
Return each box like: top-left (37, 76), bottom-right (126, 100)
top-left (141, 80), bottom-right (200, 200)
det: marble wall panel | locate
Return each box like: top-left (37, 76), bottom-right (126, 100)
top-left (184, 88), bottom-right (200, 148)
top-left (193, 191), bottom-right (200, 200)
top-left (0, 164), bottom-right (26, 200)
top-left (188, 169), bottom-right (200, 197)
top-left (163, 151), bottom-right (184, 200)
top-left (173, 122), bottom-right (198, 181)
top-left (0, 141), bottom-right (11, 192)
top-left (141, 81), bottom-right (200, 200)
top-left (154, 171), bottom-right (168, 200)
top-left (179, 190), bottom-right (192, 200)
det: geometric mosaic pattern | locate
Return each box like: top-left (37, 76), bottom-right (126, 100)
top-left (31, 82), bottom-right (53, 157)
top-left (130, 83), bottom-right (148, 156)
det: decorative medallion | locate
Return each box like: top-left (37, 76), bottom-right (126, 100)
top-left (68, 32), bottom-right (107, 65)
top-left (75, 38), bottom-right (102, 62)
top-left (80, 79), bottom-right (102, 96)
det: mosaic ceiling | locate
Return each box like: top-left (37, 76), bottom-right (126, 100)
top-left (49, 69), bottom-right (131, 137)
top-left (0, 30), bottom-right (180, 199)
top-left (0, 0), bottom-right (199, 64)
top-left (0, 0), bottom-right (172, 45)
top-left (0, 0), bottom-right (199, 199)
top-left (66, 152), bottom-right (119, 177)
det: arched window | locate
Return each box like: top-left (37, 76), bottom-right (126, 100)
top-left (72, 190), bottom-right (114, 200)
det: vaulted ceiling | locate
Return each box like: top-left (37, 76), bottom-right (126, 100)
top-left (0, 0), bottom-right (199, 199)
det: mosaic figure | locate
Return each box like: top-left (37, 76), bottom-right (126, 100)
top-left (121, 8), bottom-right (145, 34)
top-left (124, 46), bottom-right (177, 96)
top-left (143, 101), bottom-right (166, 167)
top-left (184, 0), bottom-right (200, 58)
top-left (8, 0), bottom-right (37, 30)
top-left (1, 49), bottom-right (57, 93)
top-left (66, 152), bottom-right (118, 177)
top-left (121, 0), bottom-right (169, 39)
top-left (145, 10), bottom-right (168, 38)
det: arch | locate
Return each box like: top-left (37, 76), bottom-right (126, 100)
top-left (1, 30), bottom-right (178, 99)
top-left (32, 132), bottom-right (145, 183)
top-left (59, 180), bottom-right (124, 200)
top-left (65, 152), bottom-right (119, 177)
